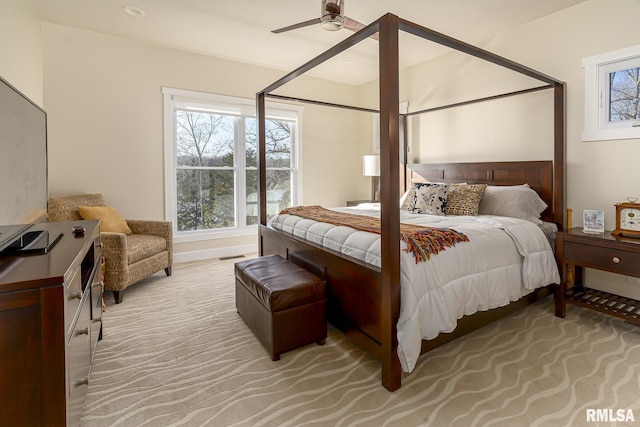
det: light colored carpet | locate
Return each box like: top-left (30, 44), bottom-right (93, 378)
top-left (80, 256), bottom-right (640, 427)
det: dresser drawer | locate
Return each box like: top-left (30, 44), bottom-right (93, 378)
top-left (64, 269), bottom-right (83, 337)
top-left (90, 277), bottom-right (103, 360)
top-left (67, 294), bottom-right (91, 427)
top-left (564, 240), bottom-right (640, 277)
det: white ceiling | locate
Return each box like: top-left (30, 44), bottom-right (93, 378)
top-left (32, 0), bottom-right (586, 86)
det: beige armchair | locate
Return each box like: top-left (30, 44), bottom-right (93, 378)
top-left (48, 194), bottom-right (173, 304)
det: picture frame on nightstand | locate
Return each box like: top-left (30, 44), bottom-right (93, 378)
top-left (582, 209), bottom-right (604, 233)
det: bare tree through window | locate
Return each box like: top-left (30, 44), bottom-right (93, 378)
top-left (245, 118), bottom-right (293, 225)
top-left (609, 67), bottom-right (640, 122)
top-left (174, 110), bottom-right (295, 231)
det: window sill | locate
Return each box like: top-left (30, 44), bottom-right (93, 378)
top-left (582, 127), bottom-right (640, 142)
top-left (174, 226), bottom-right (258, 243)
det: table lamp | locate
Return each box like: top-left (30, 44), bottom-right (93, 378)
top-left (362, 154), bottom-right (380, 203)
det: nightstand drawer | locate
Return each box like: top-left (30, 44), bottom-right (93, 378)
top-left (564, 241), bottom-right (640, 277)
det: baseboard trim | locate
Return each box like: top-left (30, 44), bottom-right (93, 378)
top-left (174, 244), bottom-right (257, 264)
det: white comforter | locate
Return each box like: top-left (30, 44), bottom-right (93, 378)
top-left (270, 206), bottom-right (560, 372)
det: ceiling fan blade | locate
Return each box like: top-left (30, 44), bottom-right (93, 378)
top-left (272, 18), bottom-right (321, 34)
top-left (343, 17), bottom-right (378, 40)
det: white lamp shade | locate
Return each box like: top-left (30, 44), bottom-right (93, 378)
top-left (362, 154), bottom-right (380, 176)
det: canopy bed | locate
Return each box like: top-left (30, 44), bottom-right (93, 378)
top-left (256, 14), bottom-right (566, 391)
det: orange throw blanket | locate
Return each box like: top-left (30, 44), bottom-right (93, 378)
top-left (278, 206), bottom-right (469, 263)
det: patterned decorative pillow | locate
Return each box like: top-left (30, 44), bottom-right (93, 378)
top-left (405, 183), bottom-right (448, 215)
top-left (400, 186), bottom-right (417, 211)
top-left (445, 183), bottom-right (487, 216)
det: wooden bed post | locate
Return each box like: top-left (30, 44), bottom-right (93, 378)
top-left (257, 93), bottom-right (267, 229)
top-left (554, 83), bottom-right (566, 230)
top-left (257, 92), bottom-right (267, 257)
top-left (378, 13), bottom-right (402, 392)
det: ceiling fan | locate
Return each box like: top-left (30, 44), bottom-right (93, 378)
top-left (272, 0), bottom-right (371, 36)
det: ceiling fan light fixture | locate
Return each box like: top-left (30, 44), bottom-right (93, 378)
top-left (321, 0), bottom-right (344, 31)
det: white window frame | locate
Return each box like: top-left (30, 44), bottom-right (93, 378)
top-left (582, 44), bottom-right (640, 142)
top-left (162, 87), bottom-right (303, 243)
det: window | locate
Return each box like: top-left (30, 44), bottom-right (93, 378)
top-left (163, 88), bottom-right (301, 242)
top-left (582, 45), bottom-right (640, 141)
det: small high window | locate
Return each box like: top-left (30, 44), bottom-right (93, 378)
top-left (582, 45), bottom-right (640, 142)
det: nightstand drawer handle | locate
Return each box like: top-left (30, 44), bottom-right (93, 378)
top-left (612, 256), bottom-right (620, 264)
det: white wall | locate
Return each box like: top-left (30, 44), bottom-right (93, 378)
top-left (0, 0), bottom-right (43, 104)
top-left (402, 54), bottom-right (555, 163)
top-left (42, 23), bottom-right (365, 261)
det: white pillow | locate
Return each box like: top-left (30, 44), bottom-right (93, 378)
top-left (478, 184), bottom-right (547, 224)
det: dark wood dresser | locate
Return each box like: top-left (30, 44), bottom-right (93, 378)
top-left (0, 220), bottom-right (102, 426)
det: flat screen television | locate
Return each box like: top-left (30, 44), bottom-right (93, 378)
top-left (0, 75), bottom-right (53, 254)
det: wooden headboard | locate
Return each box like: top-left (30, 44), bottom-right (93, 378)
top-left (406, 161), bottom-right (556, 224)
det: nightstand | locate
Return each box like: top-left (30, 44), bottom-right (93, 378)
top-left (555, 227), bottom-right (640, 324)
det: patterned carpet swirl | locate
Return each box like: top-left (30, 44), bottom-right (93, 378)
top-left (80, 256), bottom-right (640, 427)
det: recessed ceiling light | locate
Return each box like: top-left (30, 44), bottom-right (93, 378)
top-left (122, 6), bottom-right (145, 18)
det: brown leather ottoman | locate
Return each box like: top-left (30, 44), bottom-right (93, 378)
top-left (234, 255), bottom-right (327, 361)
